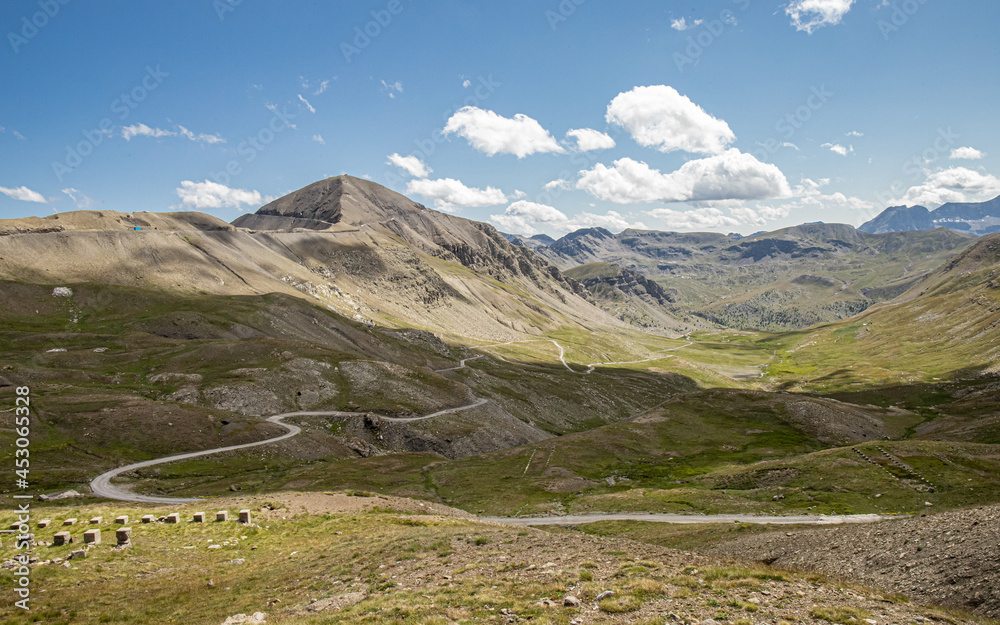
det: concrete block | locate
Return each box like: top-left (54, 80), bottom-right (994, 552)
top-left (165, 513), bottom-right (180, 524)
top-left (141, 515), bottom-right (155, 523)
top-left (83, 529), bottom-right (101, 545)
top-left (216, 510), bottom-right (229, 522)
top-left (69, 549), bottom-right (87, 560)
top-left (37, 519), bottom-right (51, 528)
top-left (9, 522), bottom-right (21, 530)
top-left (192, 512), bottom-right (206, 523)
top-left (89, 516), bottom-right (103, 524)
top-left (238, 509), bottom-right (251, 524)
top-left (115, 527), bottom-right (132, 547)
top-left (63, 518), bottom-right (77, 526)
top-left (114, 515), bottom-right (128, 524)
top-left (53, 531), bottom-right (72, 546)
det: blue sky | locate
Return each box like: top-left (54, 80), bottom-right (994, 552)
top-left (1, 0), bottom-right (998, 236)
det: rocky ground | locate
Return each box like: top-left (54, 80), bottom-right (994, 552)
top-left (709, 505), bottom-right (1000, 620)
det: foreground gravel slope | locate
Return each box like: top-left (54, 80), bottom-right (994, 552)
top-left (710, 505), bottom-right (999, 619)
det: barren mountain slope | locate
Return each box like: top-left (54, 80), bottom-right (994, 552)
top-left (0, 177), bottom-right (620, 342)
top-left (710, 504), bottom-right (1000, 619)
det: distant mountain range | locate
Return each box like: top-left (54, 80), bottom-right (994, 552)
top-left (507, 223), bottom-right (974, 332)
top-left (860, 195), bottom-right (1000, 236)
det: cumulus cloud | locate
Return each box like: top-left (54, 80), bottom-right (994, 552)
top-left (297, 94), bottom-right (316, 113)
top-left (175, 180), bottom-right (265, 210)
top-left (462, 79), bottom-right (472, 88)
top-left (576, 150), bottom-right (792, 204)
top-left (490, 200), bottom-right (646, 235)
top-left (846, 130), bottom-right (864, 137)
top-left (386, 153), bottom-right (432, 178)
top-left (0, 185), bottom-right (46, 203)
top-left (670, 17), bottom-right (703, 31)
top-left (61, 187), bottom-right (94, 208)
top-left (605, 85), bottom-right (735, 155)
top-left (565, 128), bottom-right (616, 151)
top-left (444, 107), bottom-right (565, 158)
top-left (896, 167), bottom-right (1000, 207)
top-left (122, 123), bottom-right (175, 141)
top-left (405, 177), bottom-right (506, 212)
top-left (821, 143), bottom-right (854, 156)
top-left (312, 134), bottom-right (326, 145)
top-left (950, 147), bottom-right (986, 160)
top-left (786, 0), bottom-right (855, 34)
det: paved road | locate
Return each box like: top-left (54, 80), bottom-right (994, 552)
top-left (90, 398), bottom-right (489, 504)
top-left (482, 512), bottom-right (893, 526)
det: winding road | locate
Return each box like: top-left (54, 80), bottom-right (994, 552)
top-left (90, 398), bottom-right (489, 504)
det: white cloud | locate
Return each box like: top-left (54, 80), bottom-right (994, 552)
top-left (490, 200), bottom-right (646, 235)
top-left (896, 167), bottom-right (1000, 207)
top-left (782, 142), bottom-right (801, 151)
top-left (576, 150), bottom-right (792, 204)
top-left (462, 79), bottom-right (472, 88)
top-left (821, 142), bottom-right (854, 156)
top-left (544, 178), bottom-right (572, 191)
top-left (786, 0), bottom-right (855, 34)
top-left (444, 107), bottom-right (565, 158)
top-left (386, 153), bottom-right (432, 178)
top-left (314, 79), bottom-right (331, 95)
top-left (606, 85), bottom-right (735, 156)
top-left (178, 125), bottom-right (225, 144)
top-left (846, 130), bottom-right (864, 137)
top-left (381, 80), bottom-right (404, 98)
top-left (175, 180), bottom-right (265, 210)
top-left (950, 146), bottom-right (986, 160)
top-left (122, 123), bottom-right (175, 141)
top-left (297, 94), bottom-right (316, 114)
top-left (122, 123), bottom-right (223, 144)
top-left (312, 134), bottom-right (326, 145)
top-left (0, 185), bottom-right (46, 203)
top-left (0, 126), bottom-right (26, 140)
top-left (512, 189), bottom-right (527, 199)
top-left (61, 187), bottom-right (94, 208)
top-left (646, 206), bottom-right (740, 230)
top-left (565, 128), bottom-right (616, 151)
top-left (491, 201), bottom-right (570, 234)
top-left (405, 177), bottom-right (506, 211)
top-left (670, 17), bottom-right (704, 31)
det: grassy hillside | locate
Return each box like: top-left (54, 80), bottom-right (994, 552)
top-left (0, 493), bottom-right (988, 624)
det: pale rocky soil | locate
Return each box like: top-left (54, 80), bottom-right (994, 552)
top-left (710, 505), bottom-right (1000, 619)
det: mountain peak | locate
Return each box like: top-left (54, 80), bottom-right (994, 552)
top-left (233, 175), bottom-right (426, 231)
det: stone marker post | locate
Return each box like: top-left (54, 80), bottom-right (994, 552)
top-left (83, 529), bottom-right (101, 545)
